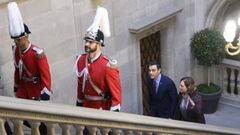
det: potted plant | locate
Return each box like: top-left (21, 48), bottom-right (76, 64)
top-left (190, 28), bottom-right (226, 114)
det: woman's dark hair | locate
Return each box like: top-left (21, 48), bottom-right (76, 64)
top-left (180, 77), bottom-right (197, 94)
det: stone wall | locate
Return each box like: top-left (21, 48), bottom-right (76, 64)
top-left (0, 0), bottom-right (218, 114)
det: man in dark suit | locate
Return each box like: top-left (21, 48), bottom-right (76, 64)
top-left (147, 61), bottom-right (178, 118)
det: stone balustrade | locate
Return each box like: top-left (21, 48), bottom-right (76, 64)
top-left (0, 96), bottom-right (239, 135)
top-left (222, 59), bottom-right (240, 97)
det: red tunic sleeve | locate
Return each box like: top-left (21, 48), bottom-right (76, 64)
top-left (106, 66), bottom-right (122, 110)
top-left (37, 54), bottom-right (51, 92)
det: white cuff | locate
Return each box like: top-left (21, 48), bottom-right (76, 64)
top-left (110, 104), bottom-right (121, 111)
top-left (77, 98), bottom-right (83, 103)
top-left (40, 87), bottom-right (51, 95)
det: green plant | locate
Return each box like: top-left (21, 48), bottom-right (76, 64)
top-left (190, 28), bottom-right (226, 93)
top-left (197, 83), bottom-right (221, 94)
top-left (191, 28), bottom-right (226, 66)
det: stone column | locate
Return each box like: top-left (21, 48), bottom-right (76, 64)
top-left (60, 124), bottom-right (71, 135)
top-left (29, 121), bottom-right (41, 135)
top-left (46, 122), bottom-right (56, 135)
top-left (100, 127), bottom-right (111, 135)
top-left (0, 118), bottom-right (7, 135)
top-left (12, 119), bottom-right (24, 135)
top-left (75, 125), bottom-right (85, 135)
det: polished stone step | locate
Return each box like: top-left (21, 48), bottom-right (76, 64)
top-left (220, 96), bottom-right (240, 108)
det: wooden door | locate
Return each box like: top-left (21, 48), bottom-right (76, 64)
top-left (140, 31), bottom-right (161, 115)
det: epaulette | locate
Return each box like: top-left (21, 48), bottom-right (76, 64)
top-left (104, 56), bottom-right (118, 68)
top-left (32, 47), bottom-right (44, 58)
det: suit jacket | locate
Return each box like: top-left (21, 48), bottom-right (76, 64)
top-left (147, 74), bottom-right (178, 118)
top-left (174, 92), bottom-right (206, 124)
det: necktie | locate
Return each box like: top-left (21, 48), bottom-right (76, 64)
top-left (153, 81), bottom-right (157, 94)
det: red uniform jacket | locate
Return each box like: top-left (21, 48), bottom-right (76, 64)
top-left (74, 53), bottom-right (122, 111)
top-left (13, 44), bottom-right (51, 99)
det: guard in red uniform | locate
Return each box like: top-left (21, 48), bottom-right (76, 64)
top-left (11, 25), bottom-right (52, 101)
top-left (7, 2), bottom-right (52, 100)
top-left (74, 6), bottom-right (122, 111)
top-left (7, 2), bottom-right (51, 134)
top-left (12, 30), bottom-right (52, 100)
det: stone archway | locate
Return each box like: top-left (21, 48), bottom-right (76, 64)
top-left (205, 0), bottom-right (228, 28)
top-left (205, 0), bottom-right (240, 29)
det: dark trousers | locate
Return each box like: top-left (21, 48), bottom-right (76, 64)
top-left (83, 128), bottom-right (113, 135)
top-left (4, 122), bottom-right (12, 135)
top-left (24, 121), bottom-right (47, 135)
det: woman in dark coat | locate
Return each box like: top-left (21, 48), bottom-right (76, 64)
top-left (174, 77), bottom-right (205, 124)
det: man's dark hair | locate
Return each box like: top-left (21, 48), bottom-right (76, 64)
top-left (148, 61), bottom-right (161, 69)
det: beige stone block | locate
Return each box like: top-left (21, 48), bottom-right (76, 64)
top-left (2, 82), bottom-right (13, 97)
top-left (51, 0), bottom-right (72, 11)
top-left (0, 9), bottom-right (8, 26)
top-left (50, 55), bottom-right (75, 83)
top-left (51, 74), bottom-right (76, 105)
top-left (50, 57), bottom-right (77, 105)
top-left (19, 0), bottom-right (51, 20)
top-left (47, 38), bottom-right (76, 64)
top-left (1, 62), bottom-right (14, 84)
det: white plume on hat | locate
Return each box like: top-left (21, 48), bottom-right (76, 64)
top-left (87, 6), bottom-right (111, 37)
top-left (7, 2), bottom-right (24, 38)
